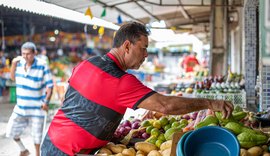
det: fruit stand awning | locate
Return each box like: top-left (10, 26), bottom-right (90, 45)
top-left (0, 0), bottom-right (119, 30)
top-left (42, 0), bottom-right (243, 43)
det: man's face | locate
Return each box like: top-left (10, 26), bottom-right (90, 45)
top-left (21, 48), bottom-right (35, 64)
top-left (126, 35), bottom-right (148, 69)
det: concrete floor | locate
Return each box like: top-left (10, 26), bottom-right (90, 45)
top-left (0, 96), bottom-right (53, 156)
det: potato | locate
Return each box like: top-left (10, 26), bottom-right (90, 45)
top-left (159, 140), bottom-right (172, 151)
top-left (122, 148), bottom-right (135, 156)
top-left (247, 146), bottom-right (263, 156)
top-left (110, 145), bottom-right (126, 154)
top-left (116, 144), bottom-right (127, 149)
top-left (115, 153), bottom-right (124, 156)
top-left (262, 145), bottom-right (269, 152)
top-left (161, 148), bottom-right (171, 156)
top-left (240, 148), bottom-right (249, 156)
top-left (98, 148), bottom-right (112, 155)
top-left (263, 153), bottom-right (270, 156)
top-left (105, 142), bottom-right (115, 149)
top-left (147, 150), bottom-right (162, 156)
top-left (136, 150), bottom-right (145, 156)
top-left (136, 154), bottom-right (145, 156)
top-left (135, 142), bottom-right (157, 154)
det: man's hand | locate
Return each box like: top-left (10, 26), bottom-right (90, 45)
top-left (208, 100), bottom-right (234, 119)
top-left (41, 104), bottom-right (49, 112)
top-left (12, 56), bottom-right (23, 64)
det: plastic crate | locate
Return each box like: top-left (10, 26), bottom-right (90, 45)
top-left (194, 91), bottom-right (247, 108)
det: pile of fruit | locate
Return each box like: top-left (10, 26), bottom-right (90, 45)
top-left (96, 106), bottom-right (270, 156)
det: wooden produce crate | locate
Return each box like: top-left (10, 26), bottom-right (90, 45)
top-left (170, 131), bottom-right (185, 156)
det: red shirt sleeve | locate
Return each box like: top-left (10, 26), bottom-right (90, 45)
top-left (116, 74), bottom-right (156, 110)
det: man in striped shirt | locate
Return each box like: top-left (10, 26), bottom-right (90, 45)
top-left (6, 42), bottom-right (53, 156)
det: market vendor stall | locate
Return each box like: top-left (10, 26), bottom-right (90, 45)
top-left (91, 105), bottom-right (270, 156)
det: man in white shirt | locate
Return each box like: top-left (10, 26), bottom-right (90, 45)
top-left (6, 42), bottom-right (53, 156)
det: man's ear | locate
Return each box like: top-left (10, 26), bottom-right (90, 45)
top-left (122, 40), bottom-right (131, 53)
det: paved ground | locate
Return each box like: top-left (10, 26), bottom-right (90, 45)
top-left (0, 96), bottom-right (53, 156)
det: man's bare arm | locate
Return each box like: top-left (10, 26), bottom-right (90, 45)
top-left (138, 93), bottom-right (233, 118)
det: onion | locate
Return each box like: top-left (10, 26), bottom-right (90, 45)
top-left (118, 127), bottom-right (126, 134)
top-left (133, 119), bottom-right (141, 123)
top-left (142, 132), bottom-right (150, 139)
top-left (131, 122), bottom-right (140, 129)
top-left (122, 120), bottom-right (131, 127)
top-left (114, 131), bottom-right (121, 138)
top-left (182, 114), bottom-right (190, 120)
top-left (123, 128), bottom-right (130, 136)
top-left (191, 112), bottom-right (198, 120)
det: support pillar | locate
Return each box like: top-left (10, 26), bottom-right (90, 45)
top-left (243, 0), bottom-right (259, 111)
top-left (209, 0), bottom-right (228, 76)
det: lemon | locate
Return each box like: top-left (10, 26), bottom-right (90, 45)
top-left (169, 117), bottom-right (176, 125)
top-left (171, 121), bottom-right (181, 128)
top-left (147, 136), bottom-right (158, 145)
top-left (159, 117), bottom-right (169, 127)
top-left (155, 139), bottom-right (164, 148)
top-left (163, 124), bottom-right (171, 131)
top-left (180, 119), bottom-right (188, 125)
top-left (146, 126), bottom-right (154, 134)
top-left (141, 120), bottom-right (151, 127)
top-left (158, 133), bottom-right (166, 142)
top-left (153, 120), bottom-right (162, 129)
top-left (151, 128), bottom-right (160, 137)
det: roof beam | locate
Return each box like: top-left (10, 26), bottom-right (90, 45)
top-left (134, 1), bottom-right (160, 21)
top-left (140, 0), bottom-right (243, 7)
top-left (177, 0), bottom-right (191, 19)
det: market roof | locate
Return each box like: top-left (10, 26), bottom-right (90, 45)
top-left (43, 0), bottom-right (214, 29)
top-left (0, 0), bottom-right (244, 43)
top-left (0, 0), bottom-right (119, 30)
top-left (42, 0), bottom-right (244, 43)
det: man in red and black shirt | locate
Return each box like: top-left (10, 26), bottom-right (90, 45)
top-left (41, 22), bottom-right (233, 155)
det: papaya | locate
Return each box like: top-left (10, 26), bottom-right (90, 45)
top-left (225, 122), bottom-right (261, 135)
top-left (215, 111), bottom-right (236, 126)
top-left (237, 132), bottom-right (268, 148)
top-left (232, 111), bottom-right (247, 121)
top-left (195, 115), bottom-right (219, 129)
top-left (224, 122), bottom-right (243, 135)
top-left (234, 105), bottom-right (243, 112)
top-left (164, 126), bottom-right (183, 140)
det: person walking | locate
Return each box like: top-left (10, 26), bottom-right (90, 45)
top-left (6, 42), bottom-right (53, 156)
top-left (36, 46), bottom-right (49, 65)
top-left (41, 22), bottom-right (233, 155)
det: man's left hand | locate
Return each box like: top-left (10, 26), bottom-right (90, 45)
top-left (41, 104), bottom-right (49, 112)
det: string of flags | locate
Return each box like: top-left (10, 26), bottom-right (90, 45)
top-left (84, 6), bottom-right (123, 24)
top-left (84, 5), bottom-right (123, 36)
top-left (84, 7), bottom-right (93, 19)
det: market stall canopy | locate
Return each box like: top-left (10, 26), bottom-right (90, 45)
top-left (43, 0), bottom-right (243, 31)
top-left (0, 0), bottom-right (119, 32)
